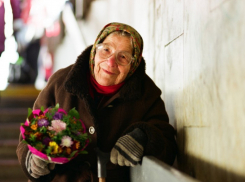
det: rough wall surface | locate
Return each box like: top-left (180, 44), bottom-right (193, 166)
top-left (81, 0), bottom-right (245, 181)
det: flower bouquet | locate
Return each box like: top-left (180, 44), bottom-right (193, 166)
top-left (20, 104), bottom-right (90, 164)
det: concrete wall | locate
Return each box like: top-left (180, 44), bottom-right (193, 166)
top-left (80, 0), bottom-right (245, 181)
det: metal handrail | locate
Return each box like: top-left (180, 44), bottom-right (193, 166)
top-left (130, 156), bottom-right (200, 182)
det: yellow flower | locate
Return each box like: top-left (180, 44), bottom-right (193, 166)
top-left (31, 123), bottom-right (38, 130)
top-left (49, 141), bottom-right (59, 154)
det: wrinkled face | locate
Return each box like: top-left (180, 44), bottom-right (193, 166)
top-left (94, 34), bottom-right (132, 86)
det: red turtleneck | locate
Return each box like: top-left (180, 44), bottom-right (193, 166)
top-left (89, 75), bottom-right (125, 98)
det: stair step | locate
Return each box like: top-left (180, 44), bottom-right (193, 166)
top-left (0, 84), bottom-right (39, 181)
top-left (0, 108), bottom-right (28, 123)
top-left (0, 159), bottom-right (19, 165)
top-left (0, 97), bottom-right (37, 109)
top-left (0, 84), bottom-right (40, 98)
top-left (0, 139), bottom-right (19, 146)
top-left (0, 97), bottom-right (36, 109)
top-left (0, 180), bottom-right (27, 182)
top-left (0, 108), bottom-right (28, 114)
top-left (0, 123), bottom-right (21, 139)
top-left (0, 84), bottom-right (39, 109)
top-left (0, 159), bottom-right (28, 180)
top-left (0, 139), bottom-right (19, 160)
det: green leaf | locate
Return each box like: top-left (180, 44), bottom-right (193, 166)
top-left (69, 150), bottom-right (78, 158)
top-left (27, 108), bottom-right (32, 118)
top-left (46, 147), bottom-right (51, 156)
top-left (35, 142), bottom-right (45, 151)
top-left (79, 150), bottom-right (88, 154)
top-left (55, 103), bottom-right (60, 110)
top-left (29, 134), bottom-right (36, 142)
top-left (45, 112), bottom-right (53, 120)
top-left (55, 133), bottom-right (63, 141)
top-left (78, 133), bottom-right (88, 140)
top-left (40, 126), bottom-right (47, 133)
top-left (68, 108), bottom-right (80, 119)
top-left (62, 115), bottom-right (71, 124)
top-left (31, 119), bottom-right (37, 125)
top-left (40, 106), bottom-right (44, 112)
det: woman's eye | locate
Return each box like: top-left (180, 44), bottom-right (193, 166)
top-left (120, 55), bottom-right (126, 59)
top-left (103, 48), bottom-right (111, 53)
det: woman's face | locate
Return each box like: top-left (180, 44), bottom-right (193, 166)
top-left (94, 34), bottom-right (132, 86)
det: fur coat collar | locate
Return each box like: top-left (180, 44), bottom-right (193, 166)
top-left (64, 45), bottom-right (146, 101)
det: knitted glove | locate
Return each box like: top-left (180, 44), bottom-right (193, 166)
top-left (25, 150), bottom-right (55, 178)
top-left (110, 128), bottom-right (147, 167)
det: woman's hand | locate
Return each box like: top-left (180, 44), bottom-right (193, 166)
top-left (25, 151), bottom-right (55, 178)
top-left (110, 128), bottom-right (147, 167)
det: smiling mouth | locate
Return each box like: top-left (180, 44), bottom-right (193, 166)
top-left (102, 69), bottom-right (115, 75)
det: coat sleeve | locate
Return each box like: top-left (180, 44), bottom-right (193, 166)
top-left (16, 70), bottom-right (64, 182)
top-left (123, 78), bottom-right (178, 166)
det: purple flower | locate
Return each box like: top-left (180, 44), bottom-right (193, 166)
top-left (37, 118), bottom-right (49, 127)
top-left (53, 112), bottom-right (63, 120)
top-left (42, 137), bottom-right (51, 146)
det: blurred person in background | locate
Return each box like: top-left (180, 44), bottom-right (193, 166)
top-left (0, 0), bottom-right (21, 56)
top-left (0, 0), bottom-right (21, 90)
top-left (17, 22), bottom-right (177, 182)
top-left (13, 0), bottom-right (46, 84)
top-left (13, 0), bottom-right (65, 84)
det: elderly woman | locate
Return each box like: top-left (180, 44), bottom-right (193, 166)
top-left (17, 22), bottom-right (177, 182)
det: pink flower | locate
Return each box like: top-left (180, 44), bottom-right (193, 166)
top-left (61, 136), bottom-right (73, 147)
top-left (48, 120), bottom-right (66, 134)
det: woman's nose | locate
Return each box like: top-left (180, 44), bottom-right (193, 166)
top-left (107, 54), bottom-right (117, 67)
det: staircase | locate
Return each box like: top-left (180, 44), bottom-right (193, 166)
top-left (0, 84), bottom-right (40, 182)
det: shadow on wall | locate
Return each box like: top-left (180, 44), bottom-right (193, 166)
top-left (177, 128), bottom-right (245, 182)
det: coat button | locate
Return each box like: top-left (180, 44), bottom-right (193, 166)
top-left (89, 126), bottom-right (95, 134)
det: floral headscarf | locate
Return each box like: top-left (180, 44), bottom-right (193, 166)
top-left (89, 22), bottom-right (144, 78)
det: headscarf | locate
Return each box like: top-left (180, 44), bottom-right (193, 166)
top-left (89, 22), bottom-right (144, 78)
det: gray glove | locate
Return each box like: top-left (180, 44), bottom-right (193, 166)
top-left (110, 128), bottom-right (147, 167)
top-left (25, 150), bottom-right (55, 178)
